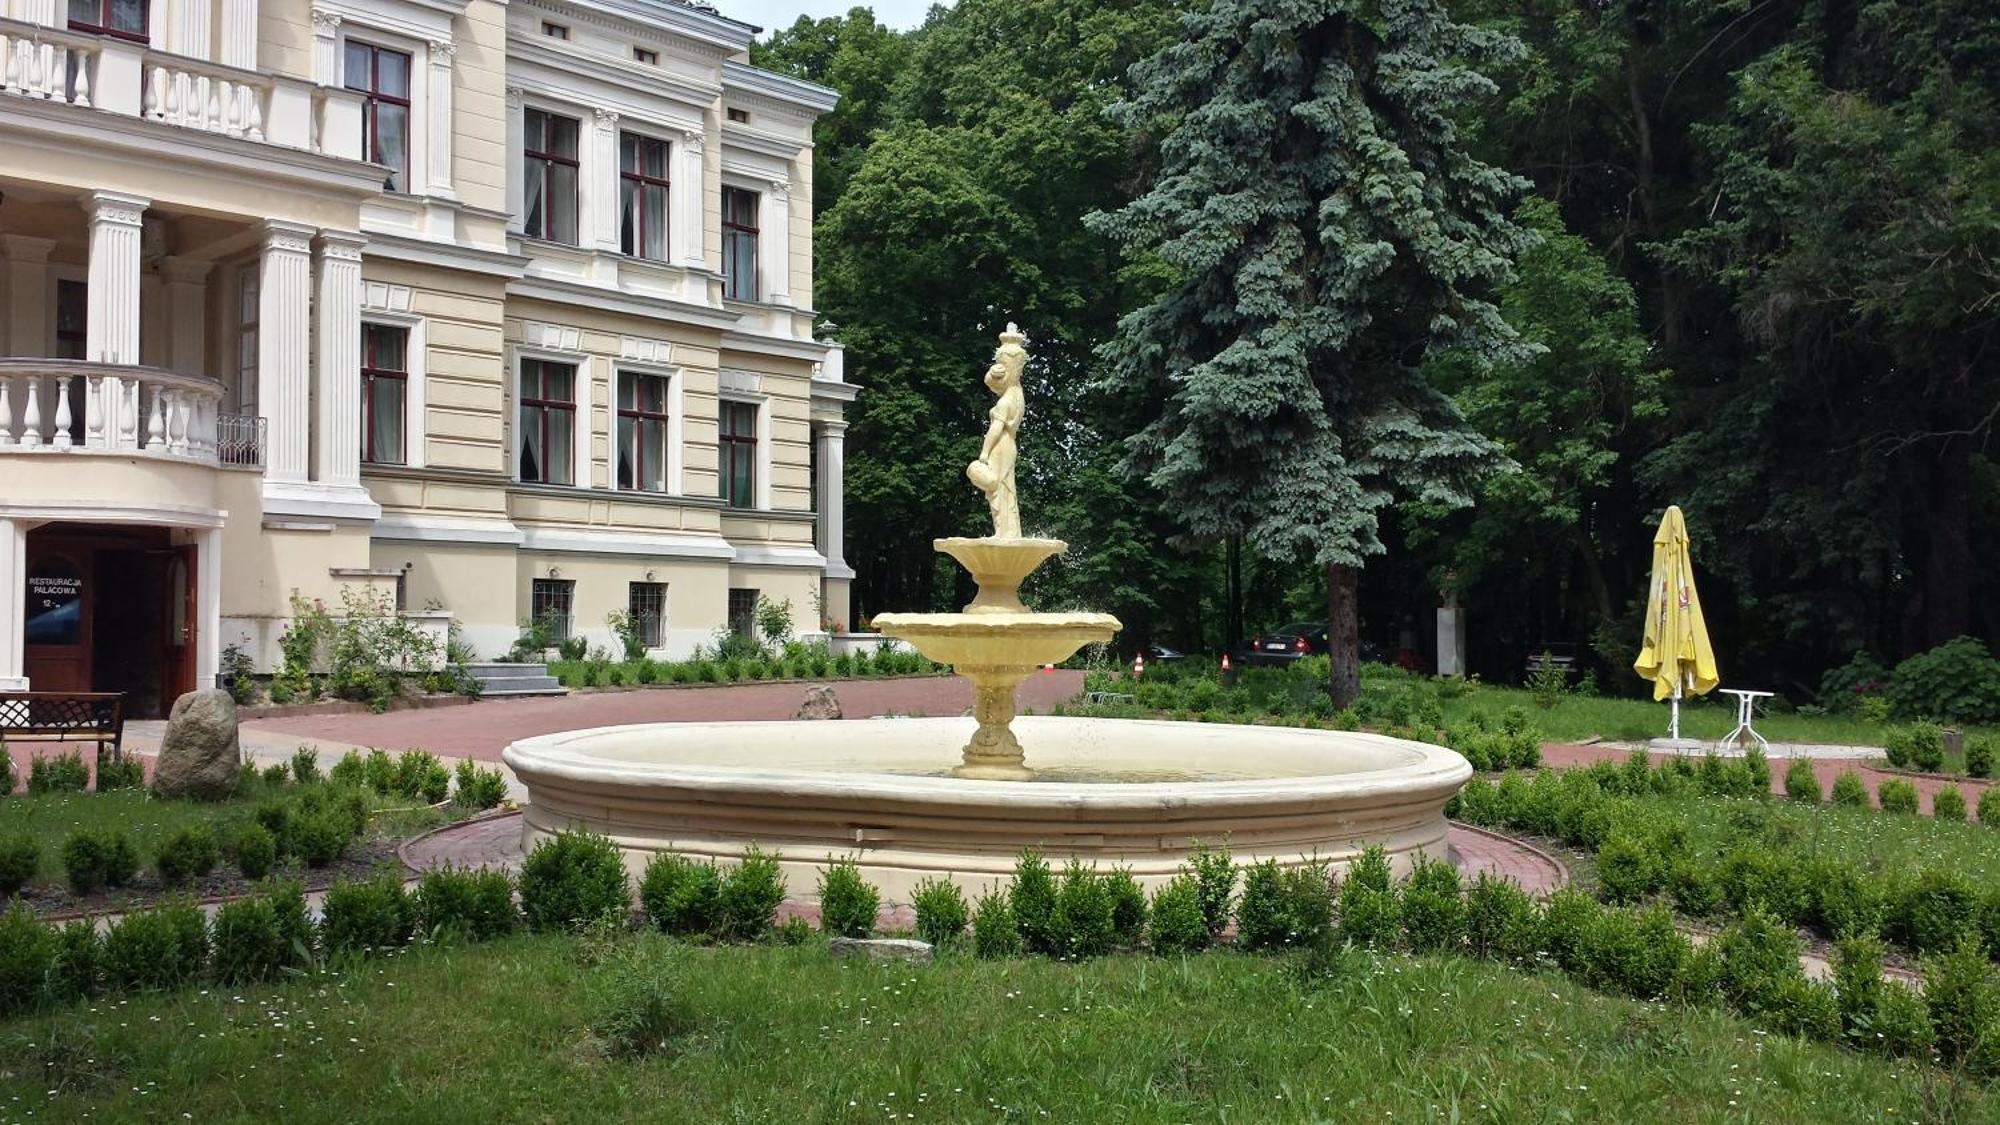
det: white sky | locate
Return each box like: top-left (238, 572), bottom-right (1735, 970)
top-left (720, 0), bottom-right (943, 36)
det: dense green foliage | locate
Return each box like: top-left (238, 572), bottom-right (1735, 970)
top-left (759, 0), bottom-right (1999, 688)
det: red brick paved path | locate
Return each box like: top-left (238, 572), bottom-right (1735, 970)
top-left (244, 672), bottom-right (1088, 759)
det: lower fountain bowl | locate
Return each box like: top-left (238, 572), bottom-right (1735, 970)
top-left (503, 717), bottom-right (1471, 901)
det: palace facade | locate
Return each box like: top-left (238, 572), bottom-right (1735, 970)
top-left (0, 0), bottom-right (851, 713)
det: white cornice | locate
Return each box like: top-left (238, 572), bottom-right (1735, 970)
top-left (518, 525), bottom-right (738, 559)
top-left (509, 41), bottom-right (717, 119)
top-left (721, 60), bottom-right (838, 114)
top-left (372, 513), bottom-right (527, 545)
top-left (520, 0), bottom-right (753, 56)
top-left (719, 329), bottom-right (833, 363)
top-left (0, 99), bottom-right (385, 200)
top-left (509, 275), bottom-right (743, 331)
top-left (365, 233), bottom-right (530, 280)
top-left (719, 123), bottom-right (807, 160)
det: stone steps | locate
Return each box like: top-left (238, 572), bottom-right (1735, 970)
top-left (464, 662), bottom-right (566, 697)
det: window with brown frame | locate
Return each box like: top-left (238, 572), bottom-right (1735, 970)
top-left (518, 358), bottom-right (576, 485)
top-left (532, 578), bottom-right (574, 643)
top-left (619, 133), bottom-right (670, 262)
top-left (67, 0), bottom-right (146, 42)
top-left (343, 41), bottom-right (411, 193)
top-left (628, 581), bottom-right (666, 648)
top-left (522, 108), bottom-right (580, 244)
top-left (360, 323), bottom-right (408, 465)
top-left (721, 186), bottom-right (758, 301)
top-left (633, 46), bottom-right (658, 65)
top-left (718, 399), bottom-right (758, 508)
top-left (617, 371), bottom-right (669, 493)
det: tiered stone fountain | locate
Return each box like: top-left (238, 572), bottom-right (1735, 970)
top-left (504, 326), bottom-right (1469, 900)
top-left (872, 324), bottom-right (1119, 780)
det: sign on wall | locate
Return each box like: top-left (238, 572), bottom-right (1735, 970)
top-left (25, 560), bottom-right (83, 646)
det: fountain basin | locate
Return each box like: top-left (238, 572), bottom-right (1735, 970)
top-left (871, 611), bottom-right (1120, 668)
top-left (503, 717), bottom-right (1471, 901)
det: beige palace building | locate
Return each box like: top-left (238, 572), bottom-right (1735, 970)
top-left (0, 0), bottom-right (854, 714)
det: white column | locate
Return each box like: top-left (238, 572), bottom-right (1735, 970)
top-left (86, 191), bottom-right (148, 365)
top-left (221, 0), bottom-right (259, 69)
top-left (761, 179), bottom-right (791, 305)
top-left (504, 88), bottom-right (525, 229)
top-left (815, 419), bottom-right (847, 572)
top-left (313, 230), bottom-right (365, 488)
top-left (172, 0), bottom-right (211, 61)
top-left (0, 518), bottom-right (25, 690)
top-left (196, 527), bottom-right (222, 690)
top-left (258, 220), bottom-right (314, 483)
top-left (675, 129), bottom-right (705, 270)
top-left (426, 40), bottom-right (454, 197)
top-left (159, 256), bottom-right (211, 373)
top-left (310, 10), bottom-right (341, 83)
top-left (2, 235), bottom-right (55, 357)
top-left (589, 108), bottom-right (621, 255)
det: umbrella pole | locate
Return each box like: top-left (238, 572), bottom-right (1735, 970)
top-left (1670, 683), bottom-right (1682, 744)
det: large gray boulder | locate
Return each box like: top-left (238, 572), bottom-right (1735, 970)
top-left (794, 684), bottom-right (843, 721)
top-left (152, 689), bottom-right (242, 800)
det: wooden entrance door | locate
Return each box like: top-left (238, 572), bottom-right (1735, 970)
top-left (22, 550), bottom-right (91, 692)
top-left (161, 543), bottom-right (198, 703)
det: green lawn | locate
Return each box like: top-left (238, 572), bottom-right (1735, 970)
top-left (1623, 790), bottom-right (2000, 884)
top-left (1, 933), bottom-right (1980, 1123)
top-left (1435, 687), bottom-right (1922, 747)
top-left (0, 782), bottom-right (451, 883)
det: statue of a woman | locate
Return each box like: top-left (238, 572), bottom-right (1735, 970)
top-left (966, 324), bottom-right (1026, 538)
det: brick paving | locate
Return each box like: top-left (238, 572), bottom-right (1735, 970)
top-left (241, 672), bottom-right (1088, 760)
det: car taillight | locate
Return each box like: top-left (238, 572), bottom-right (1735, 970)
top-left (1294, 636), bottom-right (1308, 652)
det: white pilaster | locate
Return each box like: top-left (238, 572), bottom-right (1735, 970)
top-left (667, 370), bottom-right (685, 495)
top-left (0, 518), bottom-right (25, 690)
top-left (258, 220), bottom-right (315, 484)
top-left (2, 235), bottom-right (54, 357)
top-left (675, 128), bottom-right (705, 270)
top-left (426, 39), bottom-right (455, 197)
top-left (504, 87), bottom-right (524, 229)
top-left (172, 0), bottom-right (211, 62)
top-left (313, 230), bottom-right (366, 489)
top-left (589, 108), bottom-right (621, 255)
top-left (762, 179), bottom-right (791, 305)
top-left (815, 419), bottom-right (847, 573)
top-left (86, 191), bottom-right (148, 365)
top-left (222, 0), bottom-right (259, 69)
top-left (310, 10), bottom-right (341, 83)
top-left (196, 527), bottom-right (222, 690)
top-left (159, 257), bottom-right (211, 373)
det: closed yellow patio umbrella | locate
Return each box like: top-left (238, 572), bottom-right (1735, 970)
top-left (1633, 505), bottom-right (1719, 741)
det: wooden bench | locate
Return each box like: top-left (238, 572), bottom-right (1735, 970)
top-left (0, 692), bottom-right (126, 766)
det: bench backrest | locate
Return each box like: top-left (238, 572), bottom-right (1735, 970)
top-left (0, 692), bottom-right (125, 737)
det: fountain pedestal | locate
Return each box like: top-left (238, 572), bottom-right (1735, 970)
top-left (874, 538), bottom-right (1119, 779)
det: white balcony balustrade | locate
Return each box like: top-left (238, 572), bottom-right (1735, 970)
top-left (0, 360), bottom-right (260, 467)
top-left (0, 19), bottom-right (365, 160)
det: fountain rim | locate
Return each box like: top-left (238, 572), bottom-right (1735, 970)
top-left (500, 715), bottom-right (1472, 810)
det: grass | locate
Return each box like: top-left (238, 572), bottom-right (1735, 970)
top-left (1632, 790), bottom-right (2000, 884)
top-left (1434, 687), bottom-right (1928, 747)
top-left (1, 933), bottom-right (1983, 1122)
top-left (0, 779), bottom-right (452, 883)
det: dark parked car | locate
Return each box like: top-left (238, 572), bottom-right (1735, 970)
top-left (1146, 643), bottom-right (1187, 663)
top-left (1241, 622), bottom-right (1328, 666)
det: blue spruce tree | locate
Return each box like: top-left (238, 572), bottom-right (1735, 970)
top-left (1089, 0), bottom-right (1535, 704)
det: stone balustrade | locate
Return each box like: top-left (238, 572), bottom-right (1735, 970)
top-left (0, 19), bottom-right (365, 161)
top-left (0, 359), bottom-right (257, 466)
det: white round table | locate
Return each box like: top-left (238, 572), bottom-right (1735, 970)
top-left (1719, 688), bottom-right (1773, 752)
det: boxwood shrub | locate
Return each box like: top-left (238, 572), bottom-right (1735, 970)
top-left (716, 846), bottom-right (785, 942)
top-left (519, 830), bottom-right (632, 934)
top-left (816, 856), bottom-right (879, 939)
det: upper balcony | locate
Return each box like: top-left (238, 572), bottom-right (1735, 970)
top-left (0, 17), bottom-right (381, 197)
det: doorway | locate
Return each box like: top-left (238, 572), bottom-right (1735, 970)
top-left (22, 524), bottom-right (197, 718)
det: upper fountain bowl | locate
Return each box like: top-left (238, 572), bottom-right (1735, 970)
top-left (935, 536), bottom-right (1068, 615)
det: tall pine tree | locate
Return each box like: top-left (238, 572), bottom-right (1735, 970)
top-left (1090, 0), bottom-right (1533, 704)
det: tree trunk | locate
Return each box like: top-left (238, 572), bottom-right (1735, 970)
top-left (1917, 437), bottom-right (1974, 649)
top-left (1327, 563), bottom-right (1360, 709)
top-left (1225, 536), bottom-right (1244, 655)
